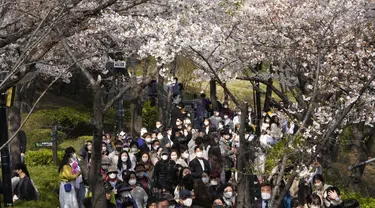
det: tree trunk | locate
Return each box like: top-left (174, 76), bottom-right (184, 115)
top-left (236, 103), bottom-right (252, 208)
top-left (89, 85), bottom-right (106, 208)
top-left (8, 106), bottom-right (21, 165)
top-left (210, 79), bottom-right (218, 110)
top-left (130, 97), bottom-right (143, 136)
top-left (157, 73), bottom-right (165, 124)
top-left (263, 65), bottom-right (273, 112)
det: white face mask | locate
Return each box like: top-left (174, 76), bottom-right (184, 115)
top-left (182, 152), bottom-right (189, 159)
top-left (157, 135), bottom-right (163, 140)
top-left (176, 121), bottom-right (181, 126)
top-left (121, 156), bottom-right (128, 162)
top-left (131, 148), bottom-right (138, 152)
top-left (184, 132), bottom-right (188, 137)
top-left (310, 205), bottom-right (320, 208)
top-left (167, 130), bottom-right (172, 135)
top-left (153, 145), bottom-right (160, 150)
top-left (224, 115), bottom-right (229, 119)
top-left (215, 112), bottom-right (220, 116)
top-left (72, 153), bottom-right (77, 159)
top-left (196, 152), bottom-right (203, 158)
top-left (183, 198), bottom-right (193, 207)
top-left (145, 138), bottom-right (152, 143)
top-left (128, 179), bottom-right (137, 186)
top-left (211, 180), bottom-right (218, 186)
top-left (102, 147), bottom-right (107, 152)
top-left (109, 173), bottom-right (116, 179)
top-left (156, 124), bottom-right (161, 128)
top-left (161, 155), bottom-right (168, 160)
top-left (204, 121), bottom-right (209, 126)
top-left (261, 193), bottom-right (271, 200)
top-left (224, 192), bottom-right (233, 198)
top-left (184, 119), bottom-right (191, 124)
top-left (224, 105), bottom-right (228, 108)
top-left (171, 155), bottom-right (178, 160)
top-left (218, 124), bottom-right (223, 129)
top-left (202, 177), bottom-right (209, 184)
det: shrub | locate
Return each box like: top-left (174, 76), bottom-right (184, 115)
top-left (59, 136), bottom-right (91, 152)
top-left (340, 190), bottom-right (375, 208)
top-left (28, 129), bottom-right (66, 149)
top-left (25, 149), bottom-right (64, 167)
top-left (142, 100), bottom-right (159, 131)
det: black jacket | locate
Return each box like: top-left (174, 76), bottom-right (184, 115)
top-left (189, 157), bottom-right (211, 179)
top-left (153, 159), bottom-right (177, 191)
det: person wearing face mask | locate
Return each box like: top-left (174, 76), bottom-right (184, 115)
top-left (154, 121), bottom-right (164, 133)
top-left (208, 171), bottom-right (225, 200)
top-left (107, 166), bottom-right (122, 190)
top-left (221, 184), bottom-right (236, 208)
top-left (254, 183), bottom-right (273, 208)
top-left (58, 147), bottom-right (81, 208)
top-left (138, 153), bottom-right (154, 179)
top-left (152, 150), bottom-right (177, 197)
top-left (102, 142), bottom-right (110, 157)
top-left (176, 190), bottom-right (193, 208)
top-left (177, 129), bottom-right (192, 151)
top-left (201, 172), bottom-right (210, 187)
top-left (123, 171), bottom-right (148, 208)
top-left (12, 163), bottom-right (38, 202)
top-left (140, 134), bottom-right (154, 153)
top-left (79, 141), bottom-right (92, 164)
top-left (135, 164), bottom-right (153, 197)
top-left (202, 119), bottom-right (216, 135)
top-left (220, 101), bottom-right (234, 119)
top-left (259, 128), bottom-right (274, 149)
top-left (117, 151), bottom-right (134, 181)
top-left (189, 146), bottom-right (211, 179)
top-left (171, 103), bottom-right (185, 129)
top-left (210, 109), bottom-right (223, 129)
top-left (101, 157), bottom-right (112, 178)
top-left (108, 140), bottom-right (124, 168)
top-left (219, 129), bottom-right (236, 183)
top-left (223, 114), bottom-right (234, 130)
top-left (216, 121), bottom-right (225, 132)
top-left (171, 150), bottom-right (188, 168)
top-left (312, 174), bottom-right (331, 206)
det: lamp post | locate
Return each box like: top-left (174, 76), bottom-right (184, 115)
top-left (0, 71), bottom-right (13, 207)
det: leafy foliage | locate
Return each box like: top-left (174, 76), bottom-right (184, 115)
top-left (28, 129), bottom-right (66, 149)
top-left (58, 136), bottom-right (91, 152)
top-left (142, 100), bottom-right (159, 131)
top-left (340, 190), bottom-right (375, 208)
top-left (25, 149), bottom-right (64, 167)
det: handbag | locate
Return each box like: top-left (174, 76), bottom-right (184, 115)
top-left (64, 183), bottom-right (72, 192)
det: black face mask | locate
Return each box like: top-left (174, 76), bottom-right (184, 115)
top-left (116, 147), bottom-right (122, 152)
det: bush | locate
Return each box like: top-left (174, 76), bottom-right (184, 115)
top-left (28, 129), bottom-right (67, 149)
top-left (59, 136), bottom-right (91, 152)
top-left (142, 100), bottom-right (159, 131)
top-left (340, 190), bottom-right (375, 208)
top-left (25, 149), bottom-right (64, 167)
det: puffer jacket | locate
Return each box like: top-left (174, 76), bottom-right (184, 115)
top-left (152, 159), bottom-right (177, 191)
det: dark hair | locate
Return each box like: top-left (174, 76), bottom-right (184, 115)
top-left (312, 174), bottom-right (325, 184)
top-left (123, 171), bottom-right (136, 182)
top-left (342, 199), bottom-right (360, 208)
top-left (14, 163), bottom-right (30, 178)
top-left (261, 182), bottom-right (272, 189)
top-left (306, 193), bottom-right (321, 206)
top-left (193, 180), bottom-right (211, 205)
top-left (171, 149), bottom-right (181, 158)
top-left (117, 151), bottom-right (132, 171)
top-left (194, 145), bottom-right (202, 152)
top-left (58, 147), bottom-right (75, 173)
top-left (115, 140), bottom-right (123, 146)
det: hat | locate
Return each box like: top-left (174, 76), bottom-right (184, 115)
top-left (102, 157), bottom-right (111, 165)
top-left (210, 171), bottom-right (221, 179)
top-left (107, 165), bottom-right (118, 174)
top-left (117, 185), bottom-right (132, 193)
top-left (161, 150), bottom-right (169, 156)
top-left (130, 141), bottom-right (139, 148)
top-left (179, 189), bottom-right (192, 199)
top-left (135, 164), bottom-right (147, 172)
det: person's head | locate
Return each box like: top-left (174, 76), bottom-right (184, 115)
top-left (170, 150), bottom-right (180, 161)
top-left (135, 164), bottom-right (147, 178)
top-left (156, 121), bottom-right (162, 128)
top-left (127, 171), bottom-right (137, 186)
top-left (261, 182), bottom-right (272, 200)
top-left (104, 183), bottom-right (113, 200)
top-left (306, 193), bottom-right (322, 208)
top-left (14, 163), bottom-right (29, 178)
top-left (223, 102), bottom-right (228, 108)
top-left (107, 166), bottom-right (118, 180)
top-left (182, 167), bottom-right (191, 177)
top-left (179, 189), bottom-right (192, 207)
top-left (102, 142), bottom-right (108, 152)
top-left (194, 146), bottom-right (203, 158)
top-left (130, 141), bottom-right (139, 152)
top-left (161, 151), bottom-right (169, 161)
top-left (144, 133), bottom-right (152, 143)
top-left (115, 140), bottom-right (123, 152)
top-left (152, 140), bottom-right (160, 150)
top-left (203, 118), bottom-right (210, 126)
top-left (209, 171), bottom-right (221, 186)
top-left (141, 153), bottom-right (150, 163)
top-left (342, 199), bottom-right (360, 208)
top-left (323, 186), bottom-right (341, 207)
top-left (176, 118), bottom-right (183, 126)
top-left (213, 198), bottom-right (224, 206)
top-left (86, 141), bottom-right (92, 152)
top-left (157, 198), bottom-right (169, 208)
top-left (151, 132), bottom-right (157, 139)
top-left (201, 172), bottom-right (209, 184)
top-left (147, 201), bottom-right (157, 208)
top-left (101, 157), bottom-right (111, 171)
top-left (223, 184), bottom-right (234, 199)
top-left (157, 132), bottom-right (164, 140)
top-left (312, 174), bottom-right (325, 190)
top-left (58, 147), bottom-right (76, 173)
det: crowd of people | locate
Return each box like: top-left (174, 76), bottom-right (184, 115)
top-left (52, 89), bottom-right (359, 208)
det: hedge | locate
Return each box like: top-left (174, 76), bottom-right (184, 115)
top-left (25, 149), bottom-right (64, 167)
